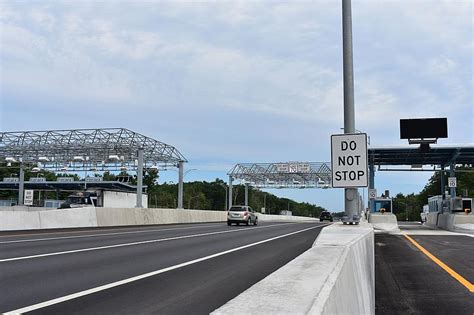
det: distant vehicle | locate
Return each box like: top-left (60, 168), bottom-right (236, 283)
top-left (227, 206), bottom-right (258, 226)
top-left (59, 192), bottom-right (98, 209)
top-left (319, 211), bottom-right (333, 222)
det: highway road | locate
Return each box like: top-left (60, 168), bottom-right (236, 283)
top-left (0, 221), bottom-right (328, 314)
top-left (375, 222), bottom-right (474, 315)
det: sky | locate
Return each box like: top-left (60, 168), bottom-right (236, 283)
top-left (0, 0), bottom-right (472, 211)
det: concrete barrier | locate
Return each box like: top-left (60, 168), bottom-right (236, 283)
top-left (213, 223), bottom-right (374, 315)
top-left (257, 213), bottom-right (319, 222)
top-left (96, 207), bottom-right (136, 226)
top-left (0, 211), bottom-right (41, 230)
top-left (95, 208), bottom-right (227, 227)
top-left (424, 212), bottom-right (439, 228)
top-left (39, 207), bottom-right (98, 229)
top-left (437, 213), bottom-right (474, 234)
top-left (0, 207), bottom-right (319, 231)
top-left (368, 212), bottom-right (400, 233)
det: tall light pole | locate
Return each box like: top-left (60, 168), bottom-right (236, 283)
top-left (219, 182), bottom-right (228, 211)
top-left (342, 0), bottom-right (359, 222)
top-left (263, 193), bottom-right (267, 213)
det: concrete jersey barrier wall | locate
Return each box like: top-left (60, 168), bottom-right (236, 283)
top-left (257, 213), bottom-right (319, 222)
top-left (213, 222), bottom-right (375, 315)
top-left (39, 207), bottom-right (98, 229)
top-left (96, 208), bottom-right (227, 226)
top-left (437, 213), bottom-right (474, 234)
top-left (0, 207), bottom-right (320, 231)
top-left (368, 212), bottom-right (400, 233)
top-left (0, 211), bottom-right (41, 230)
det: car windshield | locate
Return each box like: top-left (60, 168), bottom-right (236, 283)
top-left (229, 207), bottom-right (246, 211)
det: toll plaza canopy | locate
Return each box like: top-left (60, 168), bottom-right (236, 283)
top-left (0, 128), bottom-right (187, 171)
top-left (368, 144), bottom-right (474, 167)
top-left (0, 128), bottom-right (187, 208)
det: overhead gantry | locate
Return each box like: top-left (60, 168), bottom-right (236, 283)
top-left (227, 162), bottom-right (332, 208)
top-left (0, 128), bottom-right (187, 208)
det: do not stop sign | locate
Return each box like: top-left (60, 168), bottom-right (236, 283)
top-left (331, 133), bottom-right (368, 188)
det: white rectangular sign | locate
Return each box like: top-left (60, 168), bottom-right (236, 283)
top-left (58, 177), bottom-right (74, 182)
top-left (298, 163), bottom-right (310, 173)
top-left (331, 133), bottom-right (368, 188)
top-left (30, 177), bottom-right (46, 183)
top-left (448, 177), bottom-right (457, 188)
top-left (85, 176), bottom-right (103, 182)
top-left (275, 163), bottom-right (289, 172)
top-left (369, 189), bottom-right (377, 199)
top-left (24, 189), bottom-right (34, 206)
top-left (3, 177), bottom-right (19, 183)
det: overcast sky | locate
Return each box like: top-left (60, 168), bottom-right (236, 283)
top-left (1, 0), bottom-right (472, 211)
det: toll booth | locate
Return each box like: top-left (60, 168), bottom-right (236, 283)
top-left (372, 197), bottom-right (392, 213)
top-left (462, 198), bottom-right (472, 214)
top-left (428, 195), bottom-right (464, 213)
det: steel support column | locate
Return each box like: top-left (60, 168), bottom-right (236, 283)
top-left (440, 165), bottom-right (445, 196)
top-left (369, 161), bottom-right (375, 212)
top-left (178, 161), bottom-right (184, 209)
top-left (245, 183), bottom-right (249, 206)
top-left (450, 163), bottom-right (456, 198)
top-left (136, 149), bottom-right (144, 208)
top-left (228, 176), bottom-right (233, 209)
top-left (18, 164), bottom-right (25, 206)
top-left (342, 0), bottom-right (358, 222)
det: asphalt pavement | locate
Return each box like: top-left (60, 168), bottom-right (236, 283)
top-left (375, 223), bottom-right (474, 315)
top-left (0, 221), bottom-right (327, 314)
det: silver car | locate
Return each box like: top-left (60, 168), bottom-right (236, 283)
top-left (227, 206), bottom-right (258, 226)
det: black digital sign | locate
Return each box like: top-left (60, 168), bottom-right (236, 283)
top-left (400, 118), bottom-right (448, 139)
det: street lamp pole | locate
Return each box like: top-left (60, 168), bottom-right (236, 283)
top-left (342, 0), bottom-right (359, 223)
top-left (219, 183), bottom-right (228, 211)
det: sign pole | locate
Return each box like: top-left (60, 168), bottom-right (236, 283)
top-left (342, 0), bottom-right (359, 223)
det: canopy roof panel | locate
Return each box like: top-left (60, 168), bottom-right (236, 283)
top-left (369, 144), bottom-right (474, 166)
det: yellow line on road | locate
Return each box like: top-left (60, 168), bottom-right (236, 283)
top-left (403, 234), bottom-right (474, 293)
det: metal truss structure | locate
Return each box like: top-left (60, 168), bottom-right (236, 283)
top-left (0, 128), bottom-right (187, 172)
top-left (228, 162), bottom-right (332, 189)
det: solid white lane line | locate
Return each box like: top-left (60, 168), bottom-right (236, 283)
top-left (3, 224), bottom-right (329, 315)
top-left (0, 223), bottom-right (300, 262)
top-left (0, 223), bottom-right (225, 244)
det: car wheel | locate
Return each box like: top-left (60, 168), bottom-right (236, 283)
top-left (253, 218), bottom-right (258, 226)
top-left (227, 221), bottom-right (231, 226)
top-left (246, 218), bottom-right (250, 226)
top-left (320, 219), bottom-right (323, 222)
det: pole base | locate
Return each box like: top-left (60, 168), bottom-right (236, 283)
top-left (341, 215), bottom-right (361, 225)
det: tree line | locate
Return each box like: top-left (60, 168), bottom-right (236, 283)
top-left (0, 164), bottom-right (327, 216)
